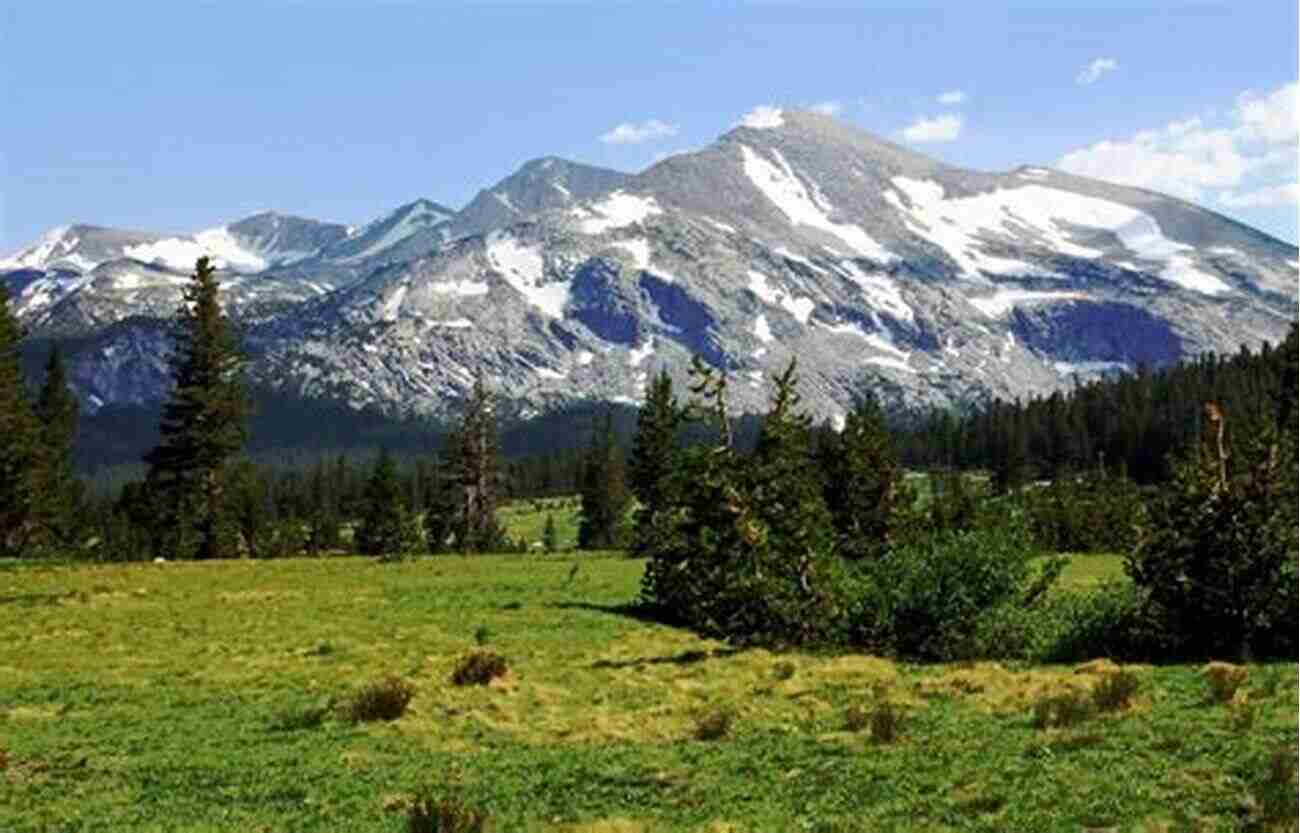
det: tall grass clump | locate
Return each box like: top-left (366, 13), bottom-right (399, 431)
top-left (342, 675), bottom-right (415, 723)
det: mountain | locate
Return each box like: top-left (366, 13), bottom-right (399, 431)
top-left (451, 157), bottom-right (632, 239)
top-left (5, 109), bottom-right (1297, 423)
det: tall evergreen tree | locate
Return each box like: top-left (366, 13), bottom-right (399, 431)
top-left (431, 376), bottom-right (505, 552)
top-left (355, 449), bottom-right (418, 557)
top-left (629, 369), bottom-right (685, 553)
top-left (0, 285), bottom-right (37, 556)
top-left (143, 256), bottom-right (248, 560)
top-left (31, 345), bottom-right (82, 553)
top-left (817, 393), bottom-right (904, 560)
top-left (578, 409), bottom-right (631, 549)
top-left (306, 458), bottom-right (340, 554)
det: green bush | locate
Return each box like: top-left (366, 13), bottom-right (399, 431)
top-left (1128, 417), bottom-right (1298, 660)
top-left (848, 519), bottom-right (1051, 660)
top-left (1019, 471), bottom-right (1147, 554)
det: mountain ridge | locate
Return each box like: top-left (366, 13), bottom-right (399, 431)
top-left (5, 109), bottom-right (1296, 422)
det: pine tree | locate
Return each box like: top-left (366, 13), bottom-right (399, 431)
top-left (306, 459), bottom-right (340, 554)
top-left (818, 393), bottom-right (904, 560)
top-left (438, 376), bottom-right (505, 553)
top-left (355, 449), bottom-right (418, 558)
top-left (143, 256), bottom-right (248, 560)
top-left (30, 345), bottom-right (82, 553)
top-left (629, 369), bottom-right (684, 554)
top-left (542, 513), bottom-right (558, 553)
top-left (578, 409), bottom-right (631, 550)
top-left (0, 285), bottom-right (38, 557)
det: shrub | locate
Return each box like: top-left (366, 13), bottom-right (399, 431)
top-left (1127, 397), bottom-right (1299, 661)
top-left (451, 650), bottom-right (508, 686)
top-left (342, 675), bottom-right (415, 723)
top-left (693, 708), bottom-right (732, 741)
top-left (772, 660), bottom-right (797, 681)
top-left (869, 700), bottom-right (902, 744)
top-left (1032, 690), bottom-right (1094, 729)
top-left (1091, 670), bottom-right (1140, 712)
top-left (1203, 662), bottom-right (1249, 704)
top-left (1247, 746), bottom-right (1299, 830)
top-left (844, 704), bottom-right (869, 733)
top-left (270, 700), bottom-right (333, 731)
top-left (473, 625), bottom-right (492, 646)
top-left (849, 519), bottom-right (1048, 660)
top-left (406, 791), bottom-right (490, 833)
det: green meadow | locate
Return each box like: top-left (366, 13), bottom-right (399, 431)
top-left (2, 542), bottom-right (1295, 833)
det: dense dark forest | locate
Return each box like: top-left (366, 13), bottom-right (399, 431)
top-left (895, 326), bottom-right (1298, 486)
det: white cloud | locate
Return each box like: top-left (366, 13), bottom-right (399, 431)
top-left (1076, 57), bottom-right (1119, 85)
top-left (738, 105), bottom-right (784, 129)
top-left (598, 119), bottom-right (679, 145)
top-left (1235, 83), bottom-right (1298, 144)
top-left (1057, 81), bottom-right (1298, 212)
top-left (901, 113), bottom-right (963, 143)
top-left (1219, 183), bottom-right (1300, 208)
top-left (810, 100), bottom-right (842, 116)
top-left (937, 90), bottom-right (965, 105)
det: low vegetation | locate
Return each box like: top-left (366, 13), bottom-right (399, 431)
top-left (2, 555), bottom-right (1295, 831)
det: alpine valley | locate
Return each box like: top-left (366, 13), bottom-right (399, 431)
top-left (5, 109), bottom-right (1297, 425)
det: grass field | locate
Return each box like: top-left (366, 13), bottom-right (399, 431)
top-left (2, 554), bottom-right (1295, 832)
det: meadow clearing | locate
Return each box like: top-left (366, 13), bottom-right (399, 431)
top-left (1, 504), bottom-right (1295, 832)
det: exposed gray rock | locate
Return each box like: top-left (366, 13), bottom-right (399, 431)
top-left (4, 109), bottom-right (1296, 419)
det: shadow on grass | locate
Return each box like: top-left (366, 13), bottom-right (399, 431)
top-left (0, 591), bottom-right (73, 607)
top-left (550, 601), bottom-right (745, 667)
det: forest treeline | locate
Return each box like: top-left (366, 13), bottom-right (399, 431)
top-left (896, 332), bottom-right (1298, 486)
top-left (1, 260), bottom-right (1296, 662)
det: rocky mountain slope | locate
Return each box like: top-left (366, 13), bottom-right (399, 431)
top-left (5, 109), bottom-right (1296, 421)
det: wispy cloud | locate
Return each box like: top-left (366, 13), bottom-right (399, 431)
top-left (598, 119), bottom-right (679, 145)
top-left (1076, 57), bottom-right (1119, 85)
top-left (810, 100), bottom-right (842, 116)
top-left (936, 90), bottom-right (965, 105)
top-left (1057, 81), bottom-right (1298, 206)
top-left (901, 113), bottom-right (963, 143)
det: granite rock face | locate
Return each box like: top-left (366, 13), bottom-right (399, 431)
top-left (5, 109), bottom-right (1296, 420)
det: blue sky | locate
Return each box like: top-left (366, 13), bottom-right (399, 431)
top-left (4, 1), bottom-right (1297, 250)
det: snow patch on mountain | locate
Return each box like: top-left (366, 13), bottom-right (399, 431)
top-left (753, 314), bottom-right (773, 344)
top-left (431, 279), bottom-right (490, 297)
top-left (124, 227), bottom-right (267, 273)
top-left (889, 177), bottom-right (1232, 294)
top-left (610, 238), bottom-right (651, 269)
top-left (837, 260), bottom-right (913, 322)
top-left (578, 192), bottom-right (663, 234)
top-left (747, 268), bottom-right (815, 324)
top-left (739, 106), bottom-right (784, 129)
top-left (968, 289), bottom-right (1088, 318)
top-left (740, 145), bottom-right (893, 260)
top-left (485, 231), bottom-right (568, 318)
top-left (0, 226), bottom-right (73, 269)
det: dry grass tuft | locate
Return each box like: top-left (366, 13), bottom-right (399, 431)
top-left (342, 675), bottom-right (415, 723)
top-left (1031, 689), bottom-right (1094, 729)
top-left (869, 699), bottom-right (902, 744)
top-left (451, 650), bottom-right (509, 687)
top-left (1202, 662), bottom-right (1249, 704)
top-left (1091, 668), bottom-right (1141, 713)
top-left (693, 708), bottom-right (733, 741)
top-left (405, 791), bottom-right (490, 833)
